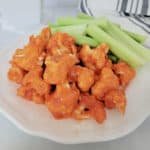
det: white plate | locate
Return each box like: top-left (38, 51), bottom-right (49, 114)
top-left (0, 17), bottom-right (150, 144)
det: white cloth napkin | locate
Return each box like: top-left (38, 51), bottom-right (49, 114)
top-left (80, 0), bottom-right (118, 16)
top-left (80, 0), bottom-right (150, 16)
top-left (79, 0), bottom-right (150, 33)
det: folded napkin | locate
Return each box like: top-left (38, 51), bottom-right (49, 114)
top-left (117, 0), bottom-right (150, 16)
top-left (79, 0), bottom-right (150, 33)
top-left (80, 0), bottom-right (150, 16)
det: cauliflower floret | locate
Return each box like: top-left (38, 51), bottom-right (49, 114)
top-left (92, 67), bottom-right (119, 99)
top-left (29, 27), bottom-right (51, 50)
top-left (104, 89), bottom-right (126, 113)
top-left (8, 64), bottom-right (26, 83)
top-left (17, 85), bottom-right (45, 104)
top-left (45, 83), bottom-right (79, 119)
top-left (44, 54), bottom-right (78, 84)
top-left (22, 68), bottom-right (50, 96)
top-left (68, 66), bottom-right (95, 92)
top-left (32, 92), bottom-right (45, 104)
top-left (12, 28), bottom-right (51, 71)
top-left (113, 61), bottom-right (136, 87)
top-left (92, 101), bottom-right (107, 123)
top-left (47, 32), bottom-right (77, 56)
top-left (17, 85), bottom-right (34, 100)
top-left (79, 43), bottom-right (109, 72)
top-left (12, 46), bottom-right (46, 71)
top-left (105, 59), bottom-right (113, 68)
top-left (72, 94), bottom-right (106, 123)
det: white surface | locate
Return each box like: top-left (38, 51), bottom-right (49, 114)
top-left (87, 0), bottom-right (118, 16)
top-left (41, 0), bottom-right (79, 23)
top-left (0, 0), bottom-right (41, 29)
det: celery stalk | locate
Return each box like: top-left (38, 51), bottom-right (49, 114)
top-left (107, 21), bottom-right (150, 61)
top-left (70, 34), bottom-right (98, 47)
top-left (57, 17), bottom-right (107, 28)
top-left (58, 17), bottom-right (89, 25)
top-left (113, 23), bottom-right (147, 44)
top-left (86, 24), bottom-right (145, 68)
top-left (77, 13), bottom-right (94, 19)
top-left (123, 29), bottom-right (147, 44)
top-left (57, 16), bottom-right (147, 44)
top-left (49, 23), bottom-right (62, 28)
top-left (51, 24), bottom-right (87, 35)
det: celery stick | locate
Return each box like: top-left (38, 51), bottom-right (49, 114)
top-left (57, 16), bottom-right (147, 44)
top-left (111, 23), bottom-right (147, 44)
top-left (77, 13), bottom-right (94, 19)
top-left (123, 29), bottom-right (147, 44)
top-left (49, 23), bottom-right (62, 28)
top-left (107, 21), bottom-right (150, 61)
top-left (113, 23), bottom-right (120, 28)
top-left (86, 25), bottom-right (145, 68)
top-left (70, 34), bottom-right (99, 47)
top-left (57, 17), bottom-right (107, 28)
top-left (51, 24), bottom-right (87, 35)
top-left (58, 17), bottom-right (89, 25)
top-left (98, 16), bottom-right (147, 44)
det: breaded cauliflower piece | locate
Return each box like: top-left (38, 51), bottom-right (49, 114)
top-left (8, 64), bottom-right (26, 83)
top-left (45, 83), bottom-right (79, 119)
top-left (104, 89), bottom-right (126, 113)
top-left (47, 32), bottom-right (77, 56)
top-left (22, 68), bottom-right (50, 96)
top-left (92, 67), bottom-right (119, 99)
top-left (44, 54), bottom-right (78, 84)
top-left (79, 43), bottom-right (109, 71)
top-left (105, 59), bottom-right (113, 68)
top-left (32, 92), bottom-right (45, 104)
top-left (17, 85), bottom-right (34, 100)
top-left (12, 28), bottom-right (50, 71)
top-left (17, 85), bottom-right (45, 104)
top-left (68, 66), bottom-right (95, 92)
top-left (12, 46), bottom-right (46, 71)
top-left (92, 101), bottom-right (107, 123)
top-left (75, 67), bottom-right (95, 92)
top-left (72, 94), bottom-right (106, 123)
top-left (29, 27), bottom-right (51, 50)
top-left (113, 61), bottom-right (136, 87)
